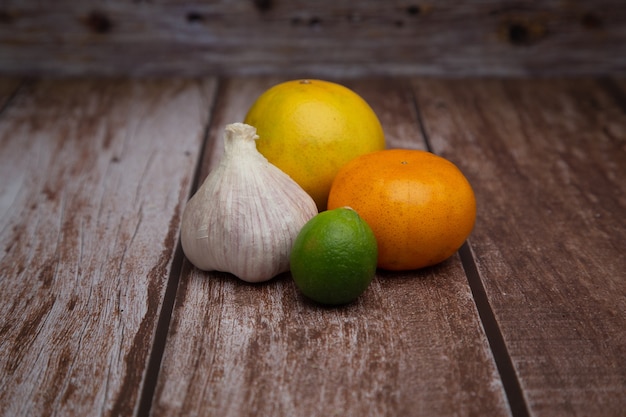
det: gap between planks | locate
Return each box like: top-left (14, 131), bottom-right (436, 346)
top-left (136, 77), bottom-right (225, 417)
top-left (459, 243), bottom-right (530, 417)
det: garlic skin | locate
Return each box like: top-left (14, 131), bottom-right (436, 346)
top-left (181, 123), bottom-right (318, 282)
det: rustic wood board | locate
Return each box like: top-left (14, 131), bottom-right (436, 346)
top-left (412, 78), bottom-right (626, 416)
top-left (0, 1), bottom-right (624, 77)
top-left (150, 78), bottom-right (511, 417)
top-left (0, 78), bottom-right (216, 416)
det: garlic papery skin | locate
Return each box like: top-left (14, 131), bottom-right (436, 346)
top-left (181, 122), bottom-right (318, 283)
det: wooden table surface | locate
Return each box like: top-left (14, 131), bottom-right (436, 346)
top-left (0, 77), bottom-right (624, 417)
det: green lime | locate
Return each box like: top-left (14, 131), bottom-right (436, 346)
top-left (290, 207), bottom-right (378, 305)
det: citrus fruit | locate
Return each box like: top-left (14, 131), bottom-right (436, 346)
top-left (244, 79), bottom-right (386, 211)
top-left (327, 149), bottom-right (476, 271)
top-left (290, 207), bottom-right (378, 305)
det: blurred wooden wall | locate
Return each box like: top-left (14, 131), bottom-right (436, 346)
top-left (0, 0), bottom-right (624, 77)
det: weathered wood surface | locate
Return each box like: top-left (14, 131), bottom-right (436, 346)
top-left (150, 78), bottom-right (510, 417)
top-left (0, 78), bottom-right (216, 416)
top-left (1, 76), bottom-right (625, 417)
top-left (413, 78), bottom-right (626, 416)
top-left (0, 1), bottom-right (625, 77)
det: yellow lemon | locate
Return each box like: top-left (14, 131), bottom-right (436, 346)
top-left (244, 79), bottom-right (386, 211)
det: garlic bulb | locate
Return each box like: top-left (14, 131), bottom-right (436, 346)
top-left (181, 122), bottom-right (318, 282)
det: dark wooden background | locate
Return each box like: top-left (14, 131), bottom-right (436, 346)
top-left (0, 0), bottom-right (625, 77)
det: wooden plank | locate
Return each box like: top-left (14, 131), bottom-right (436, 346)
top-left (0, 1), bottom-right (624, 77)
top-left (150, 77), bottom-right (511, 417)
top-left (0, 78), bottom-right (217, 416)
top-left (412, 78), bottom-right (626, 416)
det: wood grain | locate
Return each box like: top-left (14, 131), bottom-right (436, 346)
top-left (2, 76), bottom-right (622, 416)
top-left (150, 78), bottom-right (510, 417)
top-left (0, 1), bottom-right (624, 77)
top-left (412, 78), bottom-right (626, 416)
top-left (0, 78), bottom-right (216, 416)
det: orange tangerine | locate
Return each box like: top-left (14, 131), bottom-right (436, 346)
top-left (327, 149), bottom-right (476, 270)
